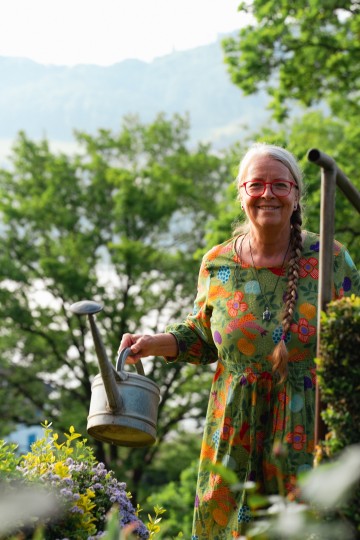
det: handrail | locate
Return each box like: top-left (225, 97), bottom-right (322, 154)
top-left (307, 148), bottom-right (360, 446)
top-left (308, 149), bottom-right (360, 212)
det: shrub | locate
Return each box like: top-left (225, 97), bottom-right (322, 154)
top-left (318, 294), bottom-right (360, 533)
top-left (0, 422), bottom-right (150, 539)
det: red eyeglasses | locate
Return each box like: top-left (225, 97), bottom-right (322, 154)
top-left (240, 180), bottom-right (298, 198)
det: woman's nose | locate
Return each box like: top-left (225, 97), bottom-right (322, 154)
top-left (263, 183), bottom-right (274, 197)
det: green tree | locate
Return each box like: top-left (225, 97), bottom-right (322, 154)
top-left (222, 1), bottom-right (360, 121)
top-left (146, 459), bottom-right (199, 538)
top-left (0, 113), bottom-right (230, 500)
top-left (205, 111), bottom-right (360, 266)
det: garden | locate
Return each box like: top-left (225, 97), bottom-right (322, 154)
top-left (1, 296), bottom-right (359, 539)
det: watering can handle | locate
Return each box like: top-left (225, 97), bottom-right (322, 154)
top-left (116, 347), bottom-right (146, 378)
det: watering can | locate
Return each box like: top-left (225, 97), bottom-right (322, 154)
top-left (70, 300), bottom-right (161, 447)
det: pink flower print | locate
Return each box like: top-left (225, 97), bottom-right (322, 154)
top-left (290, 318), bottom-right (316, 343)
top-left (310, 368), bottom-right (317, 385)
top-left (286, 425), bottom-right (306, 451)
top-left (227, 291), bottom-right (248, 317)
top-left (299, 257), bottom-right (319, 279)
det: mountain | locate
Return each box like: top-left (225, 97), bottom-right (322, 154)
top-left (0, 37), bottom-right (271, 152)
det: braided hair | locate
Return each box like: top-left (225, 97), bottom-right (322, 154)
top-left (272, 207), bottom-right (303, 382)
top-left (234, 143), bottom-right (305, 382)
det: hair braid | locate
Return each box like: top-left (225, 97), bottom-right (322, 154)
top-left (270, 207), bottom-right (303, 383)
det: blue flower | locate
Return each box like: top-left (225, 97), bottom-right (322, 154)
top-left (238, 504), bottom-right (251, 523)
top-left (245, 280), bottom-right (261, 294)
top-left (272, 326), bottom-right (291, 345)
top-left (217, 265), bottom-right (231, 283)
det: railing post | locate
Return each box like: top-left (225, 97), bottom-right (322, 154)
top-left (307, 149), bottom-right (337, 447)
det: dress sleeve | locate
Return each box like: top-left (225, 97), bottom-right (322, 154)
top-left (164, 255), bottom-right (218, 365)
top-left (333, 241), bottom-right (360, 298)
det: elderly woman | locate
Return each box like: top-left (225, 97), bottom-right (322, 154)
top-left (119, 143), bottom-right (360, 539)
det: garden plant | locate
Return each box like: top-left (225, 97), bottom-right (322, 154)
top-left (0, 422), bottom-right (164, 539)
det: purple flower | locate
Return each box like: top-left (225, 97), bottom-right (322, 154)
top-left (60, 488), bottom-right (73, 497)
top-left (310, 241), bottom-right (320, 252)
top-left (70, 506), bottom-right (84, 514)
top-left (343, 277), bottom-right (351, 292)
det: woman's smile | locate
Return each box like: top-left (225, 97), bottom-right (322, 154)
top-left (241, 156), bottom-right (299, 232)
top-left (256, 205), bottom-right (281, 210)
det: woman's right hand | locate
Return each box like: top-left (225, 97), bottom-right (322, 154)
top-left (118, 332), bottom-right (178, 364)
top-left (118, 333), bottom-right (156, 364)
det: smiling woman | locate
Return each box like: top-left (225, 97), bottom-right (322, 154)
top-left (237, 156), bottom-right (299, 250)
top-left (118, 142), bottom-right (360, 538)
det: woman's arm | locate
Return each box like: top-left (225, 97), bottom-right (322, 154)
top-left (119, 332), bottom-right (178, 363)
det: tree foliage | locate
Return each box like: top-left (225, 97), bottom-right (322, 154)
top-left (205, 111), bottom-right (360, 265)
top-left (0, 114), bottom-right (230, 499)
top-left (222, 1), bottom-right (360, 120)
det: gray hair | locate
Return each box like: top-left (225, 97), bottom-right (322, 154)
top-left (233, 143), bottom-right (305, 236)
top-left (236, 142), bottom-right (304, 199)
top-left (234, 142), bottom-right (305, 383)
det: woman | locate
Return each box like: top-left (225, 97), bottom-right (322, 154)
top-left (119, 143), bottom-right (360, 539)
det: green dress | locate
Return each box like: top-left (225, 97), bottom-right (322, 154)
top-left (166, 231), bottom-right (360, 539)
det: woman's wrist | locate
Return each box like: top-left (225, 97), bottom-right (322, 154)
top-left (152, 333), bottom-right (179, 358)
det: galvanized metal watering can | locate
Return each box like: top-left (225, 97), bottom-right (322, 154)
top-left (70, 300), bottom-right (160, 447)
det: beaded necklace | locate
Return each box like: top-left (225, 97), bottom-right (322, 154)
top-left (248, 236), bottom-right (291, 322)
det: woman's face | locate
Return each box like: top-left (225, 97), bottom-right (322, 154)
top-left (240, 155), bottom-right (299, 234)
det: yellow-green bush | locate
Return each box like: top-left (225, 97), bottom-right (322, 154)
top-left (318, 295), bottom-right (360, 533)
top-left (0, 422), bottom-right (153, 539)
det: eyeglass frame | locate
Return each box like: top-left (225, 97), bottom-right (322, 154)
top-left (240, 180), bottom-right (299, 198)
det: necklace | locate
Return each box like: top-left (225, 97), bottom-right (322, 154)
top-left (248, 237), bottom-right (291, 322)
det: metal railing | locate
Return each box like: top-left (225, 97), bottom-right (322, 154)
top-left (307, 148), bottom-right (360, 445)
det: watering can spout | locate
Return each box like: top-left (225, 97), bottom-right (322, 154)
top-left (69, 300), bottom-right (122, 412)
top-left (70, 299), bottom-right (160, 447)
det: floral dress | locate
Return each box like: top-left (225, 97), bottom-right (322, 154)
top-left (165, 231), bottom-right (360, 539)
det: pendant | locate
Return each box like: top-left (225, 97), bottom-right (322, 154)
top-left (263, 307), bottom-right (271, 321)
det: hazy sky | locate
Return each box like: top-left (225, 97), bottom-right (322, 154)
top-left (0, 0), bottom-right (247, 66)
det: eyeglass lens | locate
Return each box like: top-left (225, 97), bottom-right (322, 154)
top-left (244, 181), bottom-right (293, 196)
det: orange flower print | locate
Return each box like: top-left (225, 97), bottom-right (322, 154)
top-left (221, 417), bottom-right (234, 441)
top-left (211, 390), bottom-right (226, 418)
top-left (213, 362), bottom-right (225, 382)
top-left (200, 442), bottom-right (216, 462)
top-left (286, 425), bottom-right (306, 451)
top-left (272, 405), bottom-right (288, 433)
top-left (263, 461), bottom-right (278, 481)
top-left (278, 390), bottom-right (290, 410)
top-left (207, 242), bottom-right (232, 261)
top-left (290, 318), bottom-right (316, 343)
top-left (299, 302), bottom-right (316, 320)
top-left (285, 475), bottom-right (299, 501)
top-left (244, 366), bottom-right (257, 384)
top-left (232, 421), bottom-right (250, 452)
top-left (299, 257), bottom-right (319, 279)
top-left (227, 291), bottom-right (248, 317)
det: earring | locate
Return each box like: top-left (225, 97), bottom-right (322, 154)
top-left (293, 204), bottom-right (298, 210)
